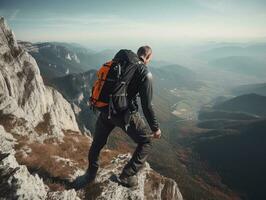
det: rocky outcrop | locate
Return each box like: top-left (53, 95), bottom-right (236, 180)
top-left (0, 125), bottom-right (80, 200)
top-left (0, 17), bottom-right (79, 135)
top-left (87, 153), bottom-right (183, 200)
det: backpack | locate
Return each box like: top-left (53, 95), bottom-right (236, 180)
top-left (89, 49), bottom-right (141, 119)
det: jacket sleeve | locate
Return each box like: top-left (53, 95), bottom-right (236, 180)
top-left (139, 72), bottom-right (159, 132)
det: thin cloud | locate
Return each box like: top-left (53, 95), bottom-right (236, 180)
top-left (11, 14), bottom-right (121, 24)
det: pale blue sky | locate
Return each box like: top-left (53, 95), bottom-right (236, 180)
top-left (0, 0), bottom-right (266, 48)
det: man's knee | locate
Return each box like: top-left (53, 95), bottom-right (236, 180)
top-left (137, 139), bottom-right (153, 153)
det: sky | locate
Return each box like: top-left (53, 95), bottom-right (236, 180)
top-left (0, 0), bottom-right (266, 49)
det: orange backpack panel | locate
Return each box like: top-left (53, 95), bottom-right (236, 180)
top-left (90, 60), bottom-right (113, 108)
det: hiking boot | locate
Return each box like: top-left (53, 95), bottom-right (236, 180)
top-left (117, 173), bottom-right (138, 188)
top-left (71, 171), bottom-right (96, 190)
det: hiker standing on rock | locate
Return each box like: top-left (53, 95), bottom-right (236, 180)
top-left (72, 46), bottom-right (161, 189)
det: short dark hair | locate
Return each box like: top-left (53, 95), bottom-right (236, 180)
top-left (137, 46), bottom-right (152, 58)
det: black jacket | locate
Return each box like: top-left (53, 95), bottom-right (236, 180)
top-left (126, 58), bottom-right (159, 132)
top-left (100, 49), bottom-right (159, 132)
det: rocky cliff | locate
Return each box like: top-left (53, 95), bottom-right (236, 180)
top-left (0, 17), bottom-right (183, 200)
top-left (0, 17), bottom-right (79, 136)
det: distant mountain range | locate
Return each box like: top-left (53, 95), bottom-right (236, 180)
top-left (19, 41), bottom-right (116, 79)
top-left (195, 43), bottom-right (266, 79)
top-left (151, 64), bottom-right (198, 89)
top-left (208, 56), bottom-right (266, 77)
top-left (232, 82), bottom-right (266, 96)
top-left (198, 43), bottom-right (266, 60)
top-left (213, 93), bottom-right (266, 117)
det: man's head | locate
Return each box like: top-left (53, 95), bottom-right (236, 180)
top-left (137, 46), bottom-right (152, 65)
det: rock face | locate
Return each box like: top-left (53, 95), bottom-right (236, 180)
top-left (0, 17), bottom-right (79, 134)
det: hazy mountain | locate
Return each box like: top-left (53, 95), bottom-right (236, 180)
top-left (213, 93), bottom-right (266, 117)
top-left (208, 56), bottom-right (266, 77)
top-left (149, 60), bottom-right (174, 68)
top-left (48, 42), bottom-right (95, 54)
top-left (232, 82), bottom-right (266, 96)
top-left (198, 43), bottom-right (266, 60)
top-left (198, 109), bottom-right (260, 121)
top-left (19, 41), bottom-right (87, 77)
top-left (151, 64), bottom-right (199, 90)
top-left (19, 41), bottom-right (116, 80)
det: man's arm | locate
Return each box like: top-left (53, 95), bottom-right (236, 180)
top-left (139, 72), bottom-right (160, 132)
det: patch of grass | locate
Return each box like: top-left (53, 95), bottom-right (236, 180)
top-left (14, 132), bottom-right (90, 179)
top-left (12, 127), bottom-right (134, 193)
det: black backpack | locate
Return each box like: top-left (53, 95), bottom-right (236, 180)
top-left (89, 49), bottom-right (141, 118)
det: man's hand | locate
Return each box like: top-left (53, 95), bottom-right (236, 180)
top-left (152, 129), bottom-right (161, 139)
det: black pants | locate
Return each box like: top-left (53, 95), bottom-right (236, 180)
top-left (88, 111), bottom-right (152, 177)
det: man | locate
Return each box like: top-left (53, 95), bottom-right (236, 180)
top-left (72, 45), bottom-right (161, 189)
